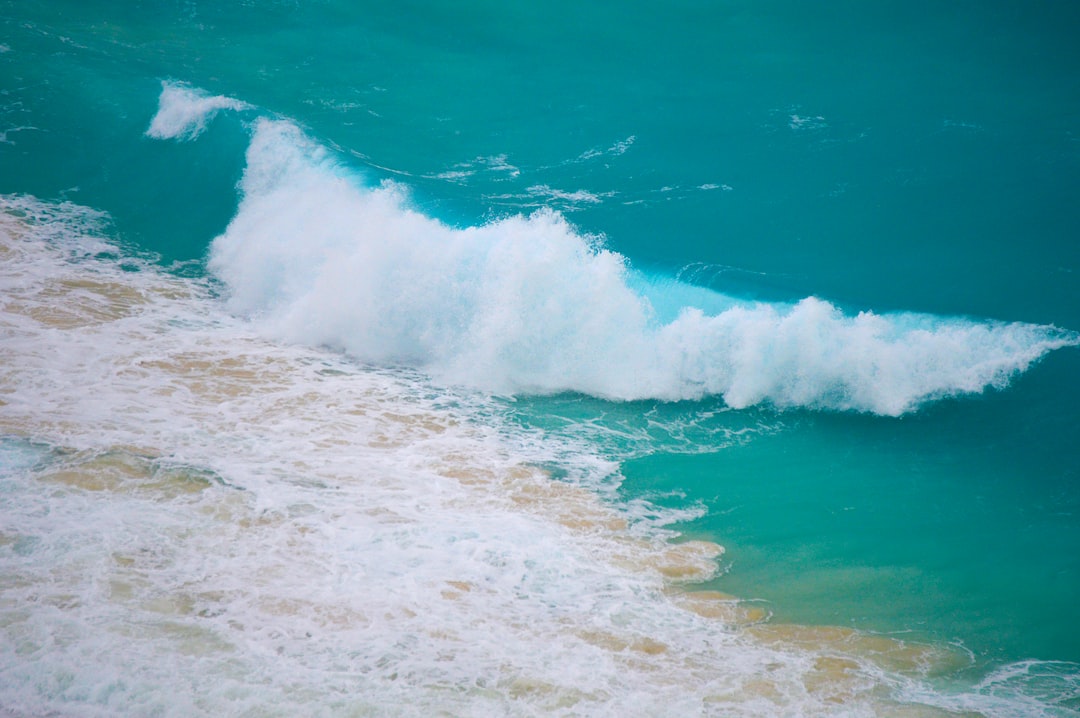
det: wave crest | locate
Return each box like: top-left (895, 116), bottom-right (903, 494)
top-left (206, 119), bottom-right (1077, 415)
top-left (145, 80), bottom-right (251, 141)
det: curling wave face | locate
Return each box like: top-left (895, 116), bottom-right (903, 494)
top-left (198, 113), bottom-right (1076, 415)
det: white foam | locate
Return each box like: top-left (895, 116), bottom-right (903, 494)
top-left (898, 659), bottom-right (1080, 717)
top-left (7, 195), bottom-right (1076, 716)
top-left (0, 125), bottom-right (39, 145)
top-left (789, 113), bottom-right (827, 131)
top-left (525, 184), bottom-right (609, 204)
top-left (573, 135), bottom-right (635, 163)
top-left (2, 194), bottom-right (961, 717)
top-left (145, 80), bottom-right (251, 141)
top-left (484, 184), bottom-right (614, 210)
top-left (428, 154), bottom-right (521, 184)
top-left (608, 135), bottom-right (636, 155)
top-left (208, 120), bottom-right (1078, 416)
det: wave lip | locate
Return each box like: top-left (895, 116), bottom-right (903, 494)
top-left (194, 113), bottom-right (1078, 417)
top-left (145, 80), bottom-right (252, 141)
top-left (658, 299), bottom-right (1078, 415)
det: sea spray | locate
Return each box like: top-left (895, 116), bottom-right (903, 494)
top-left (202, 116), bottom-right (1077, 415)
top-left (145, 81), bottom-right (252, 141)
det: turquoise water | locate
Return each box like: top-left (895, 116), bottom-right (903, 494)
top-left (2, 1), bottom-right (1079, 715)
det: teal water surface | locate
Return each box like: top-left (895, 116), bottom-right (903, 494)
top-left (3, 0), bottom-right (1080, 713)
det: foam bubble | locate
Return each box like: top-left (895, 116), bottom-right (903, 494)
top-left (145, 80), bottom-right (251, 141)
top-left (208, 120), bottom-right (1078, 416)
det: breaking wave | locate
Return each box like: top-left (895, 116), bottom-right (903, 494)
top-left (201, 117), bottom-right (1076, 416)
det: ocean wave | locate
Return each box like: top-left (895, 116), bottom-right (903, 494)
top-left (5, 189), bottom-right (1075, 716)
top-left (198, 117), bottom-right (1077, 415)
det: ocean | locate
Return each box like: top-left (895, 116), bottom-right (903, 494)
top-left (2, 1), bottom-right (1079, 715)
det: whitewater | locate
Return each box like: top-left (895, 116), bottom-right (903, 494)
top-left (157, 84), bottom-right (1075, 416)
top-left (0, 78), bottom-right (1076, 717)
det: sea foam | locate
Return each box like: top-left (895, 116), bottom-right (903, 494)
top-left (3, 190), bottom-right (1068, 718)
top-left (145, 80), bottom-right (251, 141)
top-left (206, 118), bottom-right (1077, 416)
top-left (1, 195), bottom-right (957, 717)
